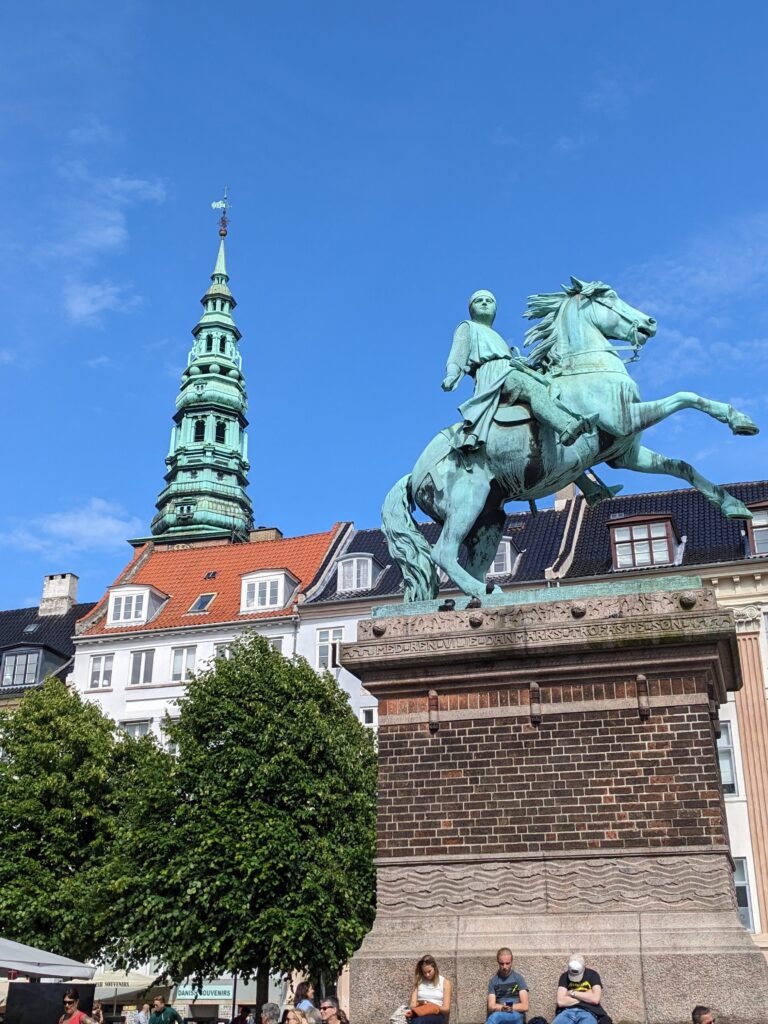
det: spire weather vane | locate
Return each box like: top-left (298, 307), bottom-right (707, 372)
top-left (211, 185), bottom-right (230, 236)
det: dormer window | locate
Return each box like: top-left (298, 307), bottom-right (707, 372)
top-left (486, 538), bottom-right (520, 578)
top-left (240, 570), bottom-right (297, 612)
top-left (107, 585), bottom-right (165, 626)
top-left (746, 503), bottom-right (768, 556)
top-left (338, 555), bottom-right (376, 592)
top-left (609, 515), bottom-right (678, 570)
top-left (110, 590), bottom-right (146, 624)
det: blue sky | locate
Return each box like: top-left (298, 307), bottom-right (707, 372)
top-left (2, 1), bottom-right (768, 608)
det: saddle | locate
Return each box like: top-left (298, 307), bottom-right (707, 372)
top-left (493, 402), bottom-right (533, 426)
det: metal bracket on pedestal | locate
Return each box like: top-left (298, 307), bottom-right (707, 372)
top-left (428, 689), bottom-right (440, 733)
top-left (529, 681), bottom-right (542, 725)
top-left (636, 673), bottom-right (650, 719)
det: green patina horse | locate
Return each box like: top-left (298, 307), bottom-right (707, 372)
top-left (382, 277), bottom-right (758, 601)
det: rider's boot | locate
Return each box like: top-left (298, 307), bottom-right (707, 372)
top-left (576, 471), bottom-right (623, 506)
top-left (559, 412), bottom-right (599, 447)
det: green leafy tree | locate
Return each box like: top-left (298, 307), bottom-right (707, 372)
top-left (0, 676), bottom-right (158, 962)
top-left (106, 634), bottom-right (377, 988)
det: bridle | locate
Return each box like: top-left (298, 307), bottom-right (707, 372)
top-left (590, 295), bottom-right (649, 363)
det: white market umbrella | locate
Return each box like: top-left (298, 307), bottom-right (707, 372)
top-left (91, 969), bottom-right (159, 1000)
top-left (0, 937), bottom-right (95, 979)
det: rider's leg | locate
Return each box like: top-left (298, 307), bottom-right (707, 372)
top-left (431, 473), bottom-right (494, 598)
top-left (609, 443), bottom-right (752, 518)
top-left (516, 375), bottom-right (598, 446)
top-left (619, 392), bottom-right (759, 436)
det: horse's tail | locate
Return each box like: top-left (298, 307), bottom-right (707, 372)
top-left (381, 474), bottom-right (438, 602)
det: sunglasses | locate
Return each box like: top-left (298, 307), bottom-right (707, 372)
top-left (63, 1000), bottom-right (76, 1005)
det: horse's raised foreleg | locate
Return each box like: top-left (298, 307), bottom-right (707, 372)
top-left (620, 392), bottom-right (759, 436)
top-left (431, 475), bottom-right (495, 597)
top-left (609, 443), bottom-right (752, 519)
top-left (464, 503), bottom-right (507, 589)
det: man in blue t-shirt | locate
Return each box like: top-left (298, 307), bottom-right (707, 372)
top-left (552, 954), bottom-right (611, 1024)
top-left (486, 947), bottom-right (529, 1024)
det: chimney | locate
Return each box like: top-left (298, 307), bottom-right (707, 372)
top-left (249, 526), bottom-right (283, 543)
top-left (39, 573), bottom-right (79, 617)
top-left (553, 482), bottom-right (577, 511)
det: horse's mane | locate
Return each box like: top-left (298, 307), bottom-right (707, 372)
top-left (523, 277), bottom-right (611, 370)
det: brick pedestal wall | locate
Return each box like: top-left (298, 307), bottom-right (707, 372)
top-left (343, 584), bottom-right (768, 1024)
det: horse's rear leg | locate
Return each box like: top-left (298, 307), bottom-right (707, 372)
top-left (464, 503), bottom-right (507, 591)
top-left (621, 392), bottom-right (759, 435)
top-left (610, 443), bottom-right (752, 519)
top-left (431, 478), bottom-right (493, 598)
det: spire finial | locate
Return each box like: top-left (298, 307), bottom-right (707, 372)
top-left (211, 185), bottom-right (230, 237)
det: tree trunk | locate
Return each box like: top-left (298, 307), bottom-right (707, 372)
top-left (256, 962), bottom-right (270, 1015)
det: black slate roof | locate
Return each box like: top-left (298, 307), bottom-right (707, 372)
top-left (307, 481), bottom-right (768, 602)
top-left (309, 505), bottom-right (570, 602)
top-left (0, 602), bottom-right (96, 657)
top-left (565, 481), bottom-right (768, 579)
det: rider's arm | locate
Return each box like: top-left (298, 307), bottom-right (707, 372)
top-left (442, 323), bottom-right (470, 391)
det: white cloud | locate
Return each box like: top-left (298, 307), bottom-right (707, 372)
top-left (65, 117), bottom-right (123, 147)
top-left (580, 70), bottom-right (653, 114)
top-left (64, 280), bottom-right (142, 326)
top-left (85, 354), bottom-right (111, 368)
top-left (618, 213), bottom-right (768, 322)
top-left (0, 349), bottom-right (15, 365)
top-left (0, 498), bottom-right (141, 556)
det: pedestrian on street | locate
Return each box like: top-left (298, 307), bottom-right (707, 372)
top-left (149, 996), bottom-right (184, 1024)
top-left (59, 987), bottom-right (99, 1024)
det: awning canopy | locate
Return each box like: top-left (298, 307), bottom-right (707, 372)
top-left (0, 937), bottom-right (95, 980)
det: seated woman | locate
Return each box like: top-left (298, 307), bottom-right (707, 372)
top-left (406, 955), bottom-right (452, 1024)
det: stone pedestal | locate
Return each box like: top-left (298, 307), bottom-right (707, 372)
top-left (341, 581), bottom-right (768, 1024)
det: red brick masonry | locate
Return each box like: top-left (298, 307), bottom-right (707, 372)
top-left (377, 674), bottom-right (726, 858)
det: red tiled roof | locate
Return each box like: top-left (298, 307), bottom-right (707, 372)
top-left (78, 525), bottom-right (346, 636)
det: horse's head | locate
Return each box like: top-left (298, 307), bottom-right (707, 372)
top-left (567, 276), bottom-right (657, 350)
top-left (524, 277), bottom-right (657, 368)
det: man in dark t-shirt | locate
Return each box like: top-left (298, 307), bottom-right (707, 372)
top-left (486, 947), bottom-right (529, 1024)
top-left (552, 955), bottom-right (611, 1024)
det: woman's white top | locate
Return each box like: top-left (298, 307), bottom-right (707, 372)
top-left (417, 976), bottom-right (446, 1005)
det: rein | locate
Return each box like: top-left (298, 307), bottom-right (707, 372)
top-left (592, 297), bottom-right (646, 363)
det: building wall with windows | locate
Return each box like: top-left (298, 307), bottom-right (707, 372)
top-left (0, 573), bottom-right (94, 708)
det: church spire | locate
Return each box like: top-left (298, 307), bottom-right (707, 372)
top-left (150, 192), bottom-right (253, 542)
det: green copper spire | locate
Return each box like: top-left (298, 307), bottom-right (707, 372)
top-left (151, 198), bottom-right (254, 541)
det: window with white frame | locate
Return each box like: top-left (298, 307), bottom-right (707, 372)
top-left (214, 642), bottom-right (232, 660)
top-left (609, 518), bottom-right (675, 570)
top-left (360, 706), bottom-right (378, 730)
top-left (1, 650), bottom-right (40, 687)
top-left (747, 506), bottom-right (768, 556)
top-left (171, 646), bottom-right (196, 682)
top-left (241, 572), bottom-right (296, 611)
top-left (717, 721), bottom-right (738, 796)
top-left (317, 627), bottom-right (343, 669)
top-left (487, 538), bottom-right (518, 577)
top-left (89, 654), bottom-right (114, 689)
top-left (188, 593), bottom-right (216, 613)
top-left (129, 649), bottom-right (155, 686)
top-left (269, 636), bottom-right (284, 653)
top-left (338, 556), bottom-right (373, 592)
top-left (109, 589), bottom-right (148, 625)
top-left (734, 858), bottom-right (755, 931)
top-left (162, 718), bottom-right (179, 755)
top-left (121, 720), bottom-right (151, 740)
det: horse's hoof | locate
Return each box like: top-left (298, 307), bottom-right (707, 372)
top-left (729, 410), bottom-right (760, 436)
top-left (721, 496), bottom-right (753, 520)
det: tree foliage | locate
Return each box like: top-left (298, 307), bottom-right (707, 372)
top-left (106, 634), bottom-right (377, 984)
top-left (0, 677), bottom-right (153, 962)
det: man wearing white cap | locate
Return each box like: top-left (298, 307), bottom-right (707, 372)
top-left (552, 954), bottom-right (611, 1024)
